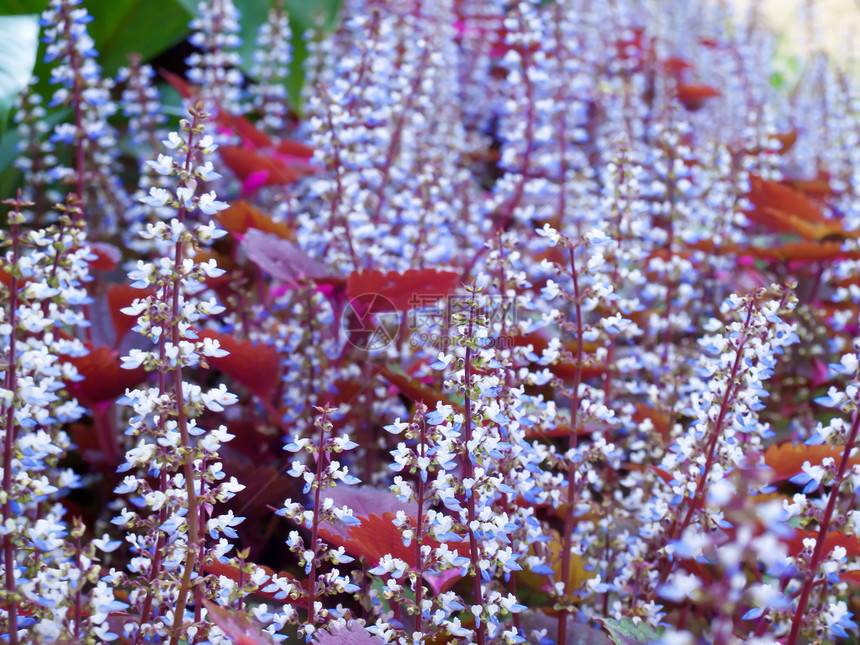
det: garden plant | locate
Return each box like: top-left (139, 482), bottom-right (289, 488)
top-left (0, 0), bottom-right (859, 643)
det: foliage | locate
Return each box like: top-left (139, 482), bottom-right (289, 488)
top-left (0, 0), bottom-right (859, 644)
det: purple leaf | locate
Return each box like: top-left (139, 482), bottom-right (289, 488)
top-left (241, 228), bottom-right (331, 284)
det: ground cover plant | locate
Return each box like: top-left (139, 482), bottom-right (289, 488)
top-left (0, 0), bottom-right (859, 643)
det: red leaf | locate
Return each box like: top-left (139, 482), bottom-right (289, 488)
top-left (204, 601), bottom-right (278, 645)
top-left (159, 68), bottom-right (315, 195)
top-left (783, 170), bottom-right (832, 196)
top-left (784, 529), bottom-right (860, 558)
top-left (650, 466), bottom-right (674, 486)
top-left (377, 367), bottom-right (453, 411)
top-left (746, 176), bottom-right (847, 241)
top-left (64, 345), bottom-right (147, 408)
top-left (199, 330), bottom-right (280, 402)
top-left (316, 486), bottom-right (469, 570)
top-left (218, 145), bottom-right (314, 189)
top-left (276, 138), bottom-right (314, 160)
top-left (242, 229), bottom-right (331, 284)
top-left (509, 333), bottom-right (606, 381)
top-left (312, 624), bottom-right (386, 645)
top-left (108, 283), bottom-right (152, 348)
top-left (86, 242), bottom-right (122, 271)
top-left (763, 442), bottom-right (860, 482)
top-left (744, 130), bottom-right (797, 156)
top-left (204, 560), bottom-right (306, 606)
top-left (677, 84), bottom-right (720, 110)
top-left (320, 512), bottom-right (418, 566)
top-left (160, 69), bottom-right (193, 98)
top-left (662, 55), bottom-right (692, 78)
top-left (217, 201), bottom-right (294, 241)
top-left (744, 240), bottom-right (860, 263)
top-left (842, 570), bottom-right (860, 585)
top-left (346, 269), bottom-right (460, 313)
top-left (524, 423), bottom-right (600, 440)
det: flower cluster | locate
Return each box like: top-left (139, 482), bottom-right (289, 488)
top-left (3, 0), bottom-right (860, 644)
top-left (111, 105), bottom-right (244, 643)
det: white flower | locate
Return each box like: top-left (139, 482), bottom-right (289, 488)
top-left (163, 131), bottom-right (183, 149)
top-left (197, 191), bottom-right (228, 214)
top-left (146, 153), bottom-right (175, 176)
top-left (143, 187), bottom-right (172, 208)
top-left (176, 185), bottom-right (195, 209)
top-left (195, 161), bottom-right (222, 181)
top-left (535, 223), bottom-right (561, 245)
top-left (384, 418), bottom-right (409, 434)
top-left (584, 228), bottom-right (612, 246)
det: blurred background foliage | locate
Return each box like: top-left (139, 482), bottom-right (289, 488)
top-left (0, 0), bottom-right (341, 206)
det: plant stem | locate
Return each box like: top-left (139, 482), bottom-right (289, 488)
top-left (463, 302), bottom-right (485, 645)
top-left (307, 412), bottom-right (328, 632)
top-left (414, 417), bottom-right (426, 636)
top-left (655, 297), bottom-right (755, 590)
top-left (786, 411), bottom-right (860, 645)
top-left (558, 244), bottom-right (584, 645)
top-left (2, 198), bottom-right (22, 645)
top-left (169, 112), bottom-right (203, 645)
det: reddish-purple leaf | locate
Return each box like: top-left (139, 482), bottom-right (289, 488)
top-left (204, 601), bottom-right (278, 645)
top-left (242, 228), bottom-right (331, 283)
top-left (312, 624), bottom-right (385, 645)
top-left (199, 330), bottom-right (280, 402)
top-left (346, 268), bottom-right (460, 313)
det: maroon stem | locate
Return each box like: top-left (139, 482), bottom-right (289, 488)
top-left (786, 411), bottom-right (860, 645)
top-left (558, 244), bottom-right (584, 645)
top-left (57, 1), bottom-right (86, 217)
top-left (661, 144), bottom-right (677, 363)
top-left (463, 304), bottom-right (485, 645)
top-left (655, 298), bottom-right (756, 590)
top-left (323, 102), bottom-right (359, 271)
top-left (307, 414), bottom-right (328, 630)
top-left (414, 417), bottom-right (427, 636)
top-left (370, 48), bottom-right (430, 227)
top-left (134, 300), bottom-right (172, 644)
top-left (73, 535), bottom-right (82, 639)
top-left (169, 112), bottom-right (203, 645)
top-left (2, 205), bottom-right (22, 645)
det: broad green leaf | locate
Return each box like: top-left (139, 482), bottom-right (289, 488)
top-left (0, 14), bottom-right (40, 137)
top-left (172, 0), bottom-right (196, 13)
top-left (234, 0), bottom-right (272, 76)
top-left (0, 0), bottom-right (47, 14)
top-left (284, 0), bottom-right (340, 32)
top-left (599, 618), bottom-right (665, 645)
top-left (81, 0), bottom-right (192, 75)
top-left (0, 106), bottom-right (71, 174)
top-left (232, 0), bottom-right (342, 110)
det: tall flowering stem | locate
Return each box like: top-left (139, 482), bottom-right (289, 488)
top-left (558, 242), bottom-right (584, 645)
top-left (461, 287), bottom-right (486, 645)
top-left (115, 101), bottom-right (242, 643)
top-left (786, 411), bottom-right (860, 644)
top-left (0, 193), bottom-right (29, 645)
top-left (278, 406), bottom-right (362, 640)
top-left (785, 350), bottom-right (860, 644)
top-left (167, 106), bottom-right (206, 645)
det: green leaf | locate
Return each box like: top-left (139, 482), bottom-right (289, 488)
top-left (283, 0), bottom-right (341, 32)
top-left (232, 0), bottom-right (342, 111)
top-left (172, 0), bottom-right (196, 13)
top-left (0, 106), bottom-right (71, 174)
top-left (599, 618), bottom-right (665, 645)
top-left (0, 14), bottom-right (40, 137)
top-left (81, 0), bottom-right (193, 75)
top-left (0, 0), bottom-right (47, 14)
